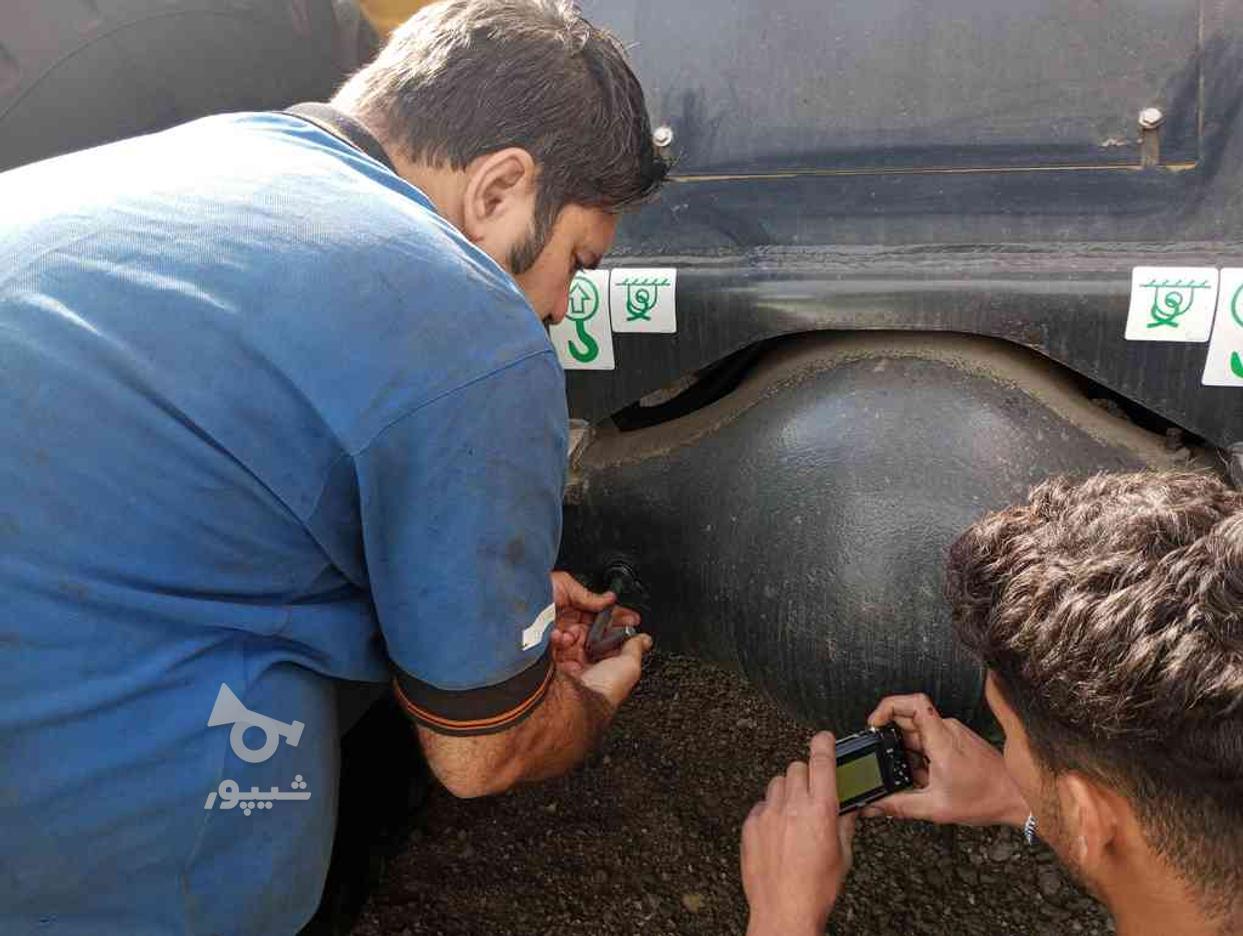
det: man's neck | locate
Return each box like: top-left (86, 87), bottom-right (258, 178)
top-left (327, 99), bottom-right (466, 227)
top-left (1106, 867), bottom-right (1222, 936)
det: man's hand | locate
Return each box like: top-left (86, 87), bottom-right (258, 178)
top-left (863, 693), bottom-right (1028, 827)
top-left (415, 574), bottom-right (649, 799)
top-left (741, 733), bottom-right (857, 936)
top-left (548, 571), bottom-right (649, 711)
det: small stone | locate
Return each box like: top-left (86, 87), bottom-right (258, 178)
top-left (955, 865), bottom-right (979, 885)
top-left (988, 840), bottom-right (1016, 863)
top-left (543, 802), bottom-right (558, 814)
top-left (681, 892), bottom-right (705, 913)
top-left (1037, 866), bottom-right (1063, 899)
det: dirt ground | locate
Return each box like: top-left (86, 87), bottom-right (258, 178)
top-left (350, 653), bottom-right (1114, 936)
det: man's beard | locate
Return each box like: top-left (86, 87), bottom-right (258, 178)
top-left (1034, 783), bottom-right (1101, 901)
top-left (508, 212), bottom-right (553, 275)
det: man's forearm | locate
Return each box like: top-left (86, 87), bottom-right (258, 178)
top-left (502, 669), bottom-right (613, 784)
top-left (417, 668), bottom-right (612, 797)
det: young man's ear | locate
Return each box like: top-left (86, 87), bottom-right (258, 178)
top-left (1058, 772), bottom-right (1121, 871)
top-left (461, 148), bottom-right (539, 258)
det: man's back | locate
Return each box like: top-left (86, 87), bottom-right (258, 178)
top-left (0, 113), bottom-right (565, 934)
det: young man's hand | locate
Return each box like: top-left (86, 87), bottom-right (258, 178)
top-left (741, 732), bottom-right (857, 936)
top-left (547, 571), bottom-right (649, 711)
top-left (864, 693), bottom-right (1029, 827)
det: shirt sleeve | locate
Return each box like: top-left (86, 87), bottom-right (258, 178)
top-left (353, 350), bottom-right (567, 736)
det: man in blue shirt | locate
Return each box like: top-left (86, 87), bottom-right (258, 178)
top-left (0, 1), bottom-right (667, 933)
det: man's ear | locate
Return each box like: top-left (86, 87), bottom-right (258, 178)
top-left (460, 148), bottom-right (538, 247)
top-left (1058, 772), bottom-right (1121, 871)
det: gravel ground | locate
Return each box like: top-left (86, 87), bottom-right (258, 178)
top-left (350, 653), bottom-right (1114, 936)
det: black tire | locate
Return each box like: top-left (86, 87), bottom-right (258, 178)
top-left (0, 0), bottom-right (344, 172)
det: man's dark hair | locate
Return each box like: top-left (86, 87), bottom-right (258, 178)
top-left (334, 0), bottom-right (668, 271)
top-left (946, 471), bottom-right (1243, 924)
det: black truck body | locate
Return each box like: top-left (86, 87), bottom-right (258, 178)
top-left (1, 0), bottom-right (1239, 731)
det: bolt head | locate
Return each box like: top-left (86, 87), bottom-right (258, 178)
top-left (1138, 107), bottom-right (1164, 129)
top-left (652, 125), bottom-right (674, 148)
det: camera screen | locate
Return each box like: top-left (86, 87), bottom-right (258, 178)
top-left (837, 752), bottom-right (884, 803)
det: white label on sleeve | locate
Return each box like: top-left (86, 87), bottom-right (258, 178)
top-left (521, 602), bottom-right (557, 651)
top-left (1202, 269), bottom-right (1243, 387)
top-left (549, 270), bottom-right (615, 370)
top-left (1125, 266), bottom-right (1218, 342)
top-left (610, 268), bottom-right (677, 334)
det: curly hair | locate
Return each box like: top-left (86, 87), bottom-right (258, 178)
top-left (946, 471), bottom-right (1243, 922)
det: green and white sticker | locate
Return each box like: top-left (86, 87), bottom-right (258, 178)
top-left (1125, 266), bottom-right (1218, 342)
top-left (610, 267), bottom-right (677, 333)
top-left (1202, 268), bottom-right (1243, 387)
top-left (549, 270), bottom-right (615, 370)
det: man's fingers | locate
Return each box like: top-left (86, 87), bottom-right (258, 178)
top-left (552, 624), bottom-right (584, 645)
top-left (741, 801), bottom-right (765, 862)
top-left (808, 731), bottom-right (838, 803)
top-left (785, 760), bottom-right (809, 798)
top-left (553, 571), bottom-right (614, 612)
top-left (868, 692), bottom-right (933, 726)
top-left (838, 810), bottom-right (859, 849)
top-left (766, 773), bottom-right (786, 807)
top-left (610, 605), bottom-right (642, 630)
top-left (617, 633), bottom-right (653, 661)
top-left (867, 789), bottom-right (938, 823)
top-left (869, 693), bottom-right (951, 749)
top-left (894, 725), bottom-right (924, 755)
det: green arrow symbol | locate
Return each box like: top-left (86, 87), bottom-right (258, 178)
top-left (1231, 351), bottom-right (1243, 379)
top-left (569, 289), bottom-right (591, 318)
top-left (564, 275), bottom-right (600, 363)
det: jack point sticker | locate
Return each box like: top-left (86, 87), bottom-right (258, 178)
top-left (550, 270), bottom-right (615, 370)
top-left (549, 268), bottom-right (680, 369)
top-left (1125, 266), bottom-right (1218, 342)
top-left (611, 268), bottom-right (677, 333)
top-left (1202, 268), bottom-right (1243, 387)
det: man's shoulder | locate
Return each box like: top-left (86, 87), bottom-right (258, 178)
top-left (200, 112), bottom-right (532, 317)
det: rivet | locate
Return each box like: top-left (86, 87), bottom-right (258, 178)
top-left (1138, 107), bottom-right (1164, 130)
top-left (652, 125), bottom-right (674, 148)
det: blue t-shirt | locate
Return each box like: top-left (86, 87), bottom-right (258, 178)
top-left (0, 113), bottom-right (567, 935)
